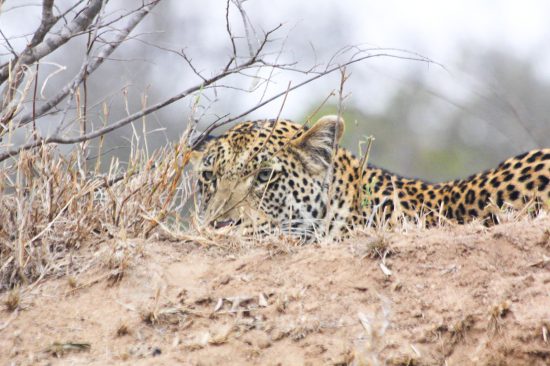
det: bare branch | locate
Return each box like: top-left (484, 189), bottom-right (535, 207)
top-left (194, 51), bottom-right (437, 147)
top-left (0, 0), bottom-right (103, 86)
top-left (14, 0), bottom-right (161, 128)
top-left (0, 28), bottom-right (18, 59)
top-left (182, 53), bottom-right (207, 82)
top-left (231, 0), bottom-right (257, 58)
top-left (223, 0), bottom-right (237, 71)
top-left (29, 0), bottom-right (57, 49)
top-left (0, 0), bottom-right (59, 106)
top-left (251, 24), bottom-right (282, 63)
top-left (0, 56), bottom-right (260, 162)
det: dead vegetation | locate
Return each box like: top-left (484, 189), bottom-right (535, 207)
top-left (487, 300), bottom-right (511, 336)
top-left (3, 286), bottom-right (20, 312)
top-left (45, 342), bottom-right (91, 358)
top-left (0, 139), bottom-right (193, 292)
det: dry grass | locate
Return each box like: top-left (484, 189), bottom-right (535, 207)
top-left (45, 342), bottom-right (91, 357)
top-left (115, 323), bottom-right (131, 337)
top-left (0, 137), bottom-right (194, 292)
top-left (488, 300), bottom-right (511, 336)
top-left (1, 134), bottom-right (547, 297)
top-left (3, 286), bottom-right (20, 311)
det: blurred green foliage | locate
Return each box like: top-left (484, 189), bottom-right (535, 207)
top-left (304, 49), bottom-right (550, 182)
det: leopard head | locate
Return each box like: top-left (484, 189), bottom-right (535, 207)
top-left (189, 115), bottom-right (344, 238)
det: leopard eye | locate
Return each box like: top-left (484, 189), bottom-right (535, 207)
top-left (201, 170), bottom-right (214, 182)
top-left (257, 169), bottom-right (274, 184)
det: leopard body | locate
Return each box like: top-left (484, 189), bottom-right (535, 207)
top-left (190, 116), bottom-right (550, 239)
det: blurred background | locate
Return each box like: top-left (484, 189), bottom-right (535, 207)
top-left (2, 0), bottom-right (550, 181)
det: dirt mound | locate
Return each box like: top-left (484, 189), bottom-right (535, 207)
top-left (2, 217), bottom-right (550, 365)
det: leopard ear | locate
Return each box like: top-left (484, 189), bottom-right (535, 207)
top-left (291, 115), bottom-right (344, 173)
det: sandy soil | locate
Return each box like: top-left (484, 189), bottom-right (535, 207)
top-left (1, 217), bottom-right (550, 365)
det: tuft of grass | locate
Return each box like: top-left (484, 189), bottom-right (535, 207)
top-left (116, 323), bottom-right (131, 337)
top-left (67, 276), bottom-right (78, 288)
top-left (102, 240), bottom-right (144, 284)
top-left (449, 314), bottom-right (476, 344)
top-left (141, 288), bottom-right (191, 327)
top-left (0, 135), bottom-right (194, 292)
top-left (365, 235), bottom-right (391, 259)
top-left (488, 300), bottom-right (510, 335)
top-left (537, 229), bottom-right (550, 248)
top-left (4, 287), bottom-right (20, 311)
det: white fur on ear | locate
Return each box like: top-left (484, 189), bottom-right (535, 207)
top-left (291, 115), bottom-right (345, 173)
top-left (313, 115), bottom-right (345, 141)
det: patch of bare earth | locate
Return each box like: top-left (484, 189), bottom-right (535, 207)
top-left (2, 217), bottom-right (550, 365)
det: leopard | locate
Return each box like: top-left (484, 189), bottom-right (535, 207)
top-left (189, 115), bottom-right (550, 240)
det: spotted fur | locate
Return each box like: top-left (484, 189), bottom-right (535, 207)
top-left (190, 115), bottom-right (550, 239)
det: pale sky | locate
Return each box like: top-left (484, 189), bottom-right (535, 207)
top-left (1, 0), bottom-right (550, 126)
top-left (169, 0), bottom-right (550, 118)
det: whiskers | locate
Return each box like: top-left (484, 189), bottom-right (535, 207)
top-left (279, 218), bottom-right (323, 242)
